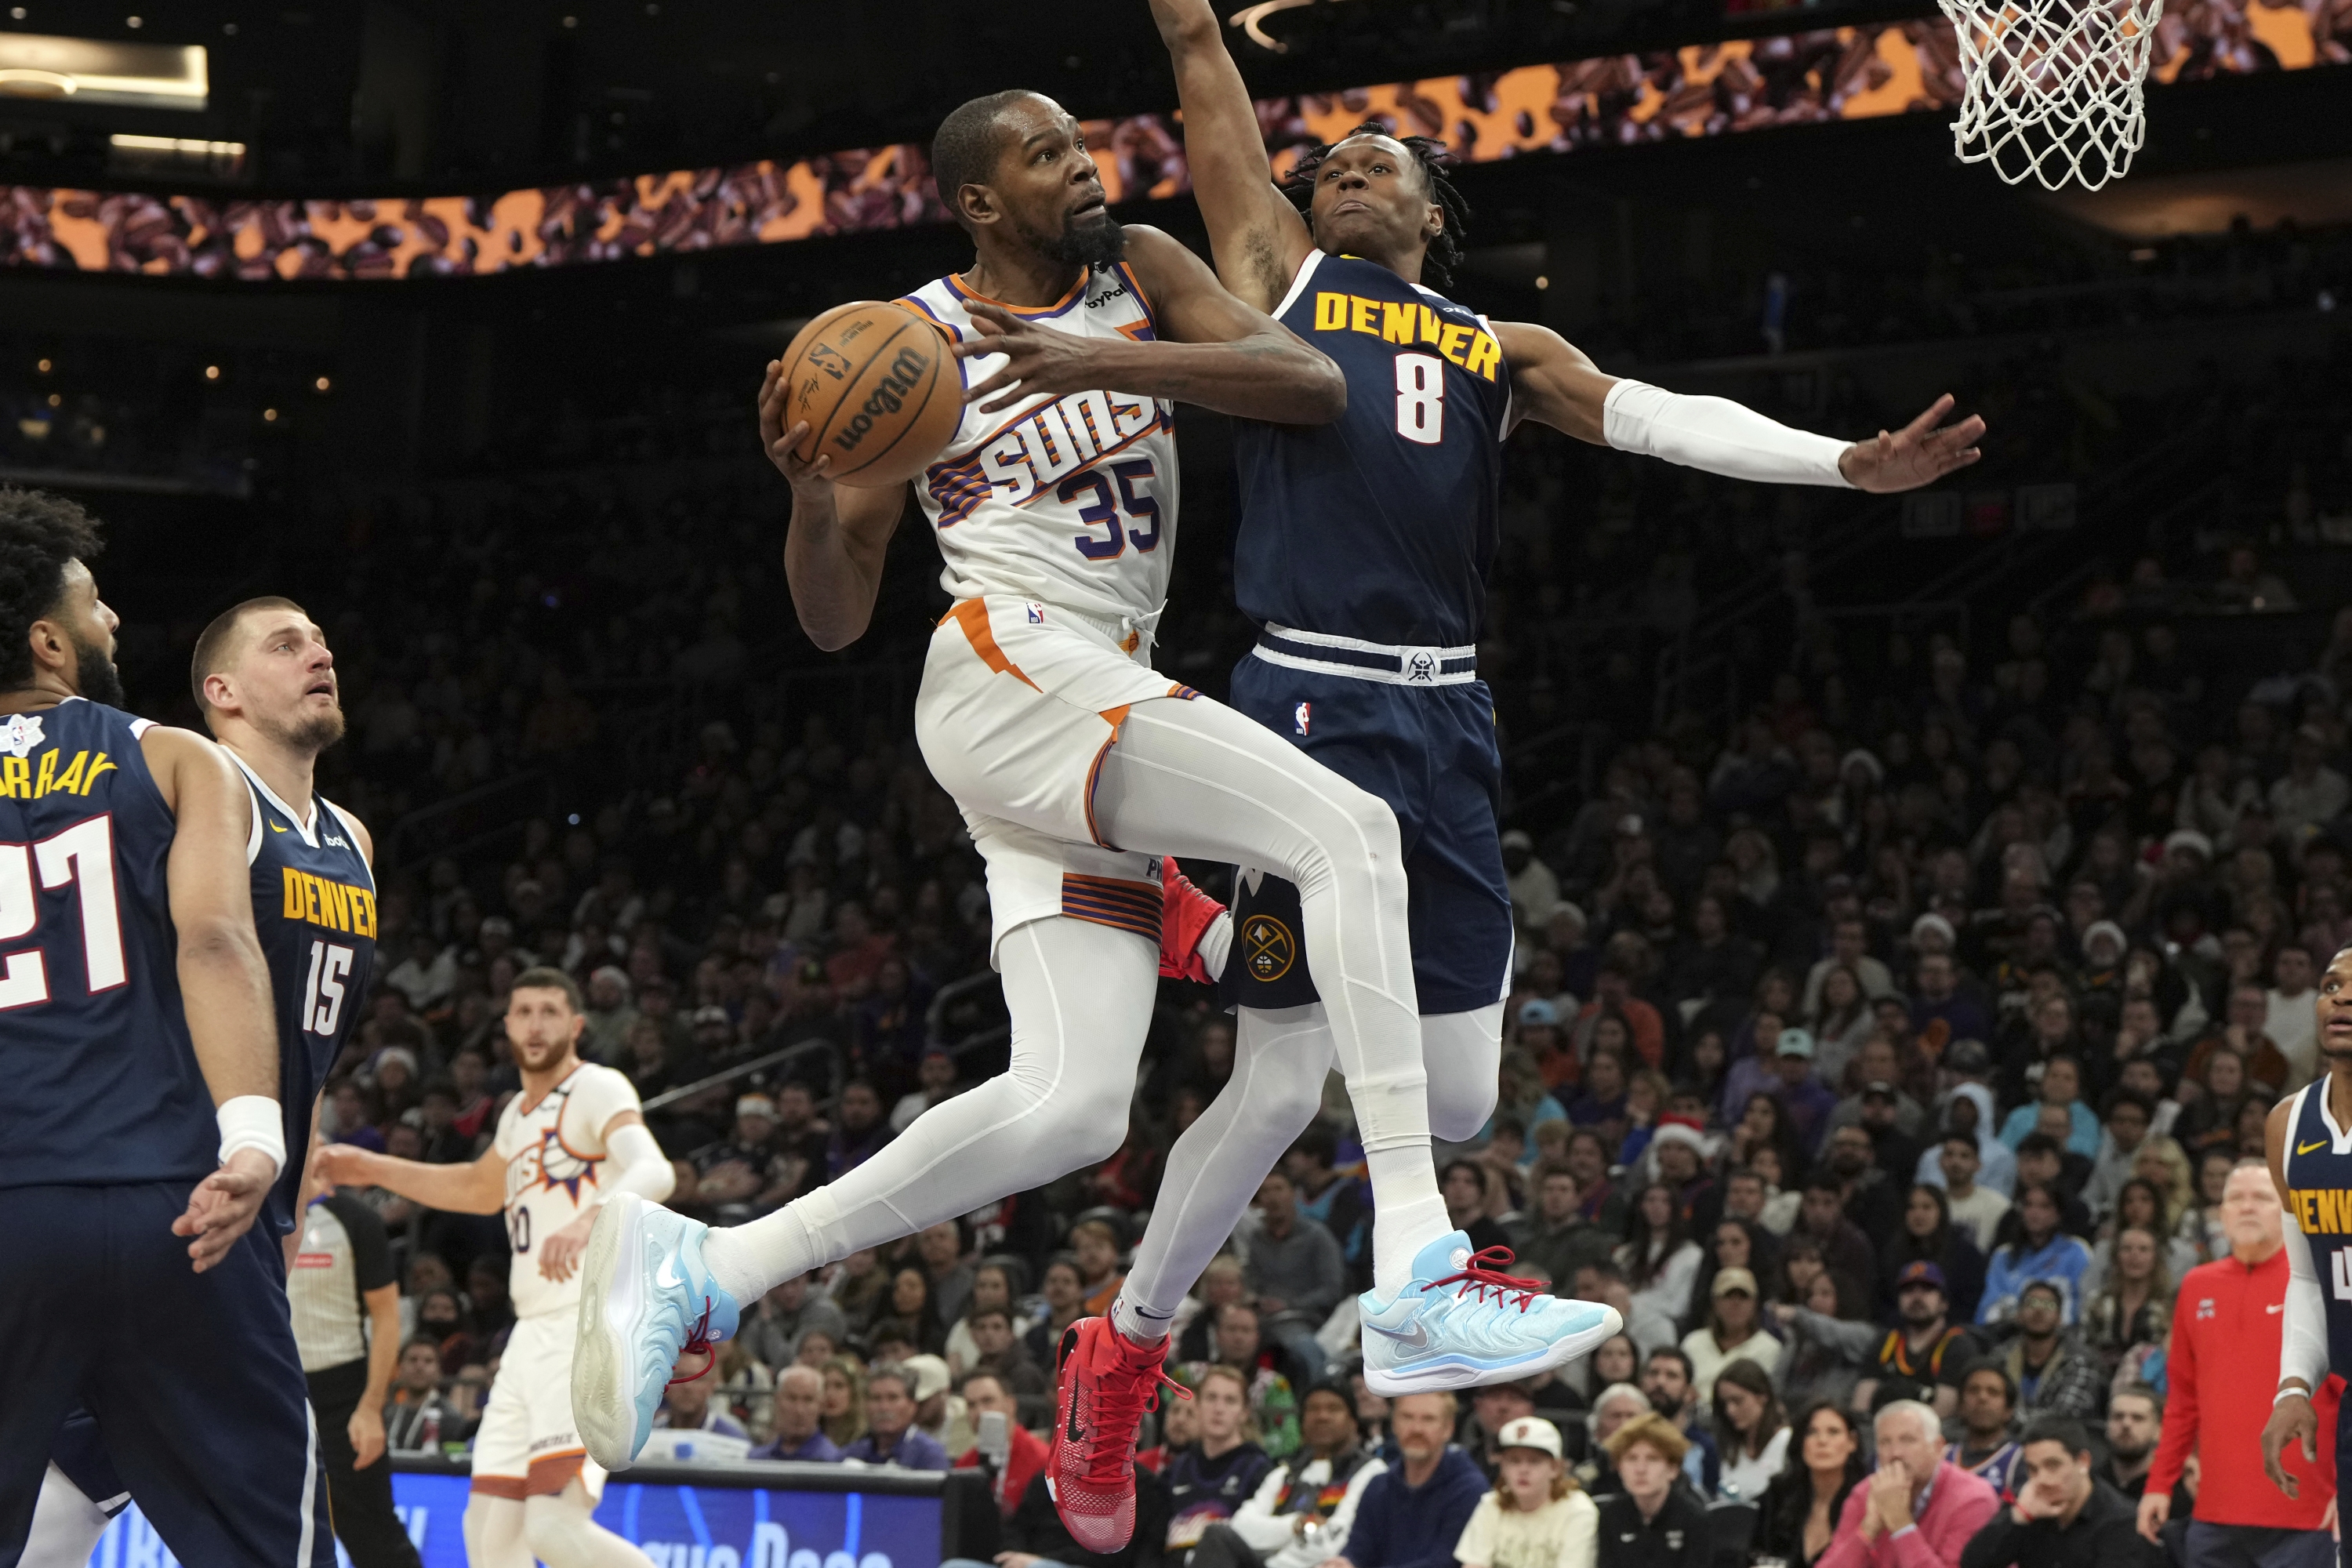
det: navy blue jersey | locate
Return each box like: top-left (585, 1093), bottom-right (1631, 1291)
top-left (233, 757), bottom-right (376, 1233)
top-left (0, 697), bottom-right (216, 1191)
top-left (2282, 1080), bottom-right (2352, 1374)
top-left (1230, 251), bottom-right (1512, 645)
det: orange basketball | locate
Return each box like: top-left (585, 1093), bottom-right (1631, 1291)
top-left (779, 299), bottom-right (963, 488)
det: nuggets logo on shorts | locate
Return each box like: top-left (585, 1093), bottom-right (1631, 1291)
top-left (1243, 914), bottom-right (1297, 981)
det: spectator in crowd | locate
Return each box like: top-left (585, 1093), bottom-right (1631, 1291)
top-left (1190, 1381), bottom-right (1384, 1568)
top-left (1029, 1254), bottom-right (1089, 1367)
top-left (2098, 1386), bottom-right (2163, 1502)
top-left (1166, 1364), bottom-right (1277, 1553)
top-left (752, 1365), bottom-right (843, 1462)
top-left (915, 1219), bottom-right (977, 1327)
top-left (1954, 1414), bottom-right (2156, 1568)
top-left (1617, 1185), bottom-right (1703, 1330)
top-left (1679, 1268), bottom-right (1780, 1402)
top-left (2080, 1226), bottom-right (2172, 1381)
top-left (1755, 1402), bottom-right (1865, 1567)
top-left (1817, 1400), bottom-right (1998, 1567)
top-left (1791, 1176), bottom-right (1881, 1303)
top-left (841, 1366), bottom-right (949, 1470)
top-left (1575, 1384), bottom-right (1648, 1497)
top-left (383, 1338), bottom-right (465, 1452)
top-left (1240, 1170), bottom-right (1347, 1383)
top-left (1330, 1392), bottom-right (1486, 1568)
top-left (819, 1355), bottom-right (869, 1451)
top-left (1444, 1159), bottom-right (1516, 1255)
top-left (741, 1272), bottom-right (848, 1371)
top-left (1947, 1365), bottom-right (2024, 1497)
top-left (1454, 1416), bottom-right (1596, 1568)
top-left (960, 1465), bottom-right (1172, 1568)
top-left (1573, 1261), bottom-right (1676, 1358)
top-left (1881, 1185), bottom-right (1987, 1322)
top-left (1991, 1282), bottom-right (2103, 1421)
top-left (1593, 1413), bottom-right (1709, 1567)
top-left (953, 1372), bottom-right (1046, 1518)
top-left (1709, 1359), bottom-right (1791, 1504)
top-left (1980, 1187), bottom-right (2093, 1324)
top-left (1283, 1123), bottom-right (1367, 1270)
top-left (1205, 1301), bottom-right (1304, 1459)
top-left (2140, 1159), bottom-right (2340, 1560)
top-left (958, 1305), bottom-right (1051, 1427)
top-left (1928, 1131), bottom-right (2013, 1256)
top-left (656, 1370), bottom-right (751, 1442)
top-left (1637, 1348), bottom-right (1719, 1497)
top-left (1072, 1217), bottom-right (1128, 1318)
top-left (1513, 1166), bottom-right (1617, 1292)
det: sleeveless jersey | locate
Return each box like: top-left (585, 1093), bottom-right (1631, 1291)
top-left (2283, 1079), bottom-right (2352, 1372)
top-left (0, 697), bottom-right (216, 1191)
top-left (1230, 251), bottom-right (1512, 646)
top-left (234, 755), bottom-right (377, 1235)
top-left (494, 1061), bottom-right (644, 1318)
top-left (897, 265), bottom-right (1180, 628)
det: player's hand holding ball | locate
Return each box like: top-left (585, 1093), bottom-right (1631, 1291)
top-left (172, 1145), bottom-right (278, 1272)
top-left (956, 300), bottom-right (1109, 415)
top-left (760, 359), bottom-right (838, 501)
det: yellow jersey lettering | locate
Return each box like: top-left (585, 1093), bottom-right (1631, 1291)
top-left (1438, 323), bottom-right (1472, 367)
top-left (1313, 292), bottom-right (1347, 332)
top-left (359, 890), bottom-right (378, 938)
top-left (51, 751), bottom-right (86, 796)
top-left (33, 750), bottom-right (59, 797)
top-left (2303, 1189), bottom-right (2321, 1232)
top-left (328, 880), bottom-right (354, 933)
top-left (1381, 301), bottom-right (1416, 345)
top-left (283, 867), bottom-right (305, 919)
top-left (1465, 331), bottom-right (1501, 381)
top-left (1349, 296), bottom-right (1380, 336)
top-left (0, 755), bottom-right (24, 798)
top-left (2329, 1189), bottom-right (2348, 1234)
top-left (1417, 305), bottom-right (1443, 346)
top-left (303, 873), bottom-right (325, 927)
top-left (82, 753), bottom-right (114, 791)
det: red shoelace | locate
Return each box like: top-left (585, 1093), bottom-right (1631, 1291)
top-left (1074, 1356), bottom-right (1191, 1478)
top-left (1425, 1245), bottom-right (1545, 1312)
top-left (667, 1298), bottom-right (720, 1386)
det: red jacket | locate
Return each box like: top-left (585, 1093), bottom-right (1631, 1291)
top-left (2148, 1247), bottom-right (2341, 1527)
top-left (956, 1423), bottom-right (1049, 1518)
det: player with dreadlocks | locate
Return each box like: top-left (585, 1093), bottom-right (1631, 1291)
top-left (1033, 0), bottom-right (1998, 1549)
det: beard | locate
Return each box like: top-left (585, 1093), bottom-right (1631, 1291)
top-left (266, 701), bottom-right (347, 756)
top-left (71, 632), bottom-right (126, 709)
top-left (1015, 206), bottom-right (1127, 271)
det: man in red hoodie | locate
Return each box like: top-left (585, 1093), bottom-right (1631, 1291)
top-left (956, 1373), bottom-right (1049, 1519)
top-left (2143, 1159), bottom-right (2339, 1563)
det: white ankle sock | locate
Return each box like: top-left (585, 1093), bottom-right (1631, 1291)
top-left (1111, 1294), bottom-right (1174, 1345)
top-left (1365, 1145), bottom-right (1450, 1299)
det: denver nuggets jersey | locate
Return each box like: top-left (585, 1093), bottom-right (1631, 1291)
top-left (0, 698), bottom-right (217, 1191)
top-left (2282, 1080), bottom-right (2352, 1371)
top-left (1232, 251), bottom-right (1512, 645)
top-left (898, 265), bottom-right (1180, 629)
top-left (234, 755), bottom-right (376, 1235)
top-left (495, 1061), bottom-right (643, 1318)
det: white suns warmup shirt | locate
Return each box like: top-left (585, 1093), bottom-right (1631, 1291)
top-left (493, 1061), bottom-right (644, 1319)
top-left (898, 265), bottom-right (1180, 630)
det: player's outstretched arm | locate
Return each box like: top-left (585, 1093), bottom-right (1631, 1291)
top-left (1490, 319), bottom-right (1983, 492)
top-left (760, 358), bottom-right (910, 652)
top-left (144, 724), bottom-right (281, 1271)
top-left (956, 227), bottom-right (1342, 424)
top-left (314, 1138), bottom-right (506, 1214)
top-left (1144, 0), bottom-right (1316, 310)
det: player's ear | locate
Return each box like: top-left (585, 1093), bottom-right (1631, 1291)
top-left (957, 182), bottom-right (1001, 231)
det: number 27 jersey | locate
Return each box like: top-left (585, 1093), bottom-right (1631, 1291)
top-left (898, 265), bottom-right (1180, 627)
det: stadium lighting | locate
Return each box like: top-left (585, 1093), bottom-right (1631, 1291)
top-left (0, 32), bottom-right (205, 108)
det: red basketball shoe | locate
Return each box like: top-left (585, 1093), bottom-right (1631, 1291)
top-left (1047, 1316), bottom-right (1187, 1552)
top-left (1159, 856), bottom-right (1228, 985)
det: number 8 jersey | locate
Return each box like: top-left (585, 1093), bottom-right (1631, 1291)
top-left (234, 753), bottom-right (378, 1236)
top-left (897, 265), bottom-right (1180, 629)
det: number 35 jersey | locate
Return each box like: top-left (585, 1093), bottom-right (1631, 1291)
top-left (1232, 250), bottom-right (1511, 648)
top-left (495, 1062), bottom-right (644, 1319)
top-left (236, 756), bottom-right (377, 1236)
top-left (897, 265), bottom-right (1180, 629)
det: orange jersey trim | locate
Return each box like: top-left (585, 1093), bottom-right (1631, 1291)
top-left (1061, 873), bottom-right (1162, 942)
top-left (525, 1448), bottom-right (588, 1496)
top-left (470, 1475), bottom-right (530, 1499)
top-left (946, 268), bottom-right (1088, 318)
top-left (944, 601), bottom-right (1041, 692)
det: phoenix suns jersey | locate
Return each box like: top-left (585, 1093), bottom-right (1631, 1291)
top-left (494, 1061), bottom-right (644, 1318)
top-left (0, 698), bottom-right (221, 1192)
top-left (897, 264), bottom-right (1180, 630)
top-left (234, 754), bottom-right (376, 1236)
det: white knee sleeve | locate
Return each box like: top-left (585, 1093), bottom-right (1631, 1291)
top-left (524, 1486), bottom-right (654, 1568)
top-left (1421, 1005), bottom-right (1504, 1143)
top-left (465, 1494), bottom-right (532, 1568)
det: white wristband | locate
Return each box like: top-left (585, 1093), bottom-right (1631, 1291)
top-left (216, 1095), bottom-right (286, 1178)
top-left (2277, 1385), bottom-right (2314, 1405)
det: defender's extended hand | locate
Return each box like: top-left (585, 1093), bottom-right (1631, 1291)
top-left (1838, 394), bottom-right (1985, 492)
top-left (955, 301), bottom-right (1108, 414)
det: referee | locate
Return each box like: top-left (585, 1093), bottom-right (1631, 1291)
top-left (290, 1153), bottom-right (422, 1568)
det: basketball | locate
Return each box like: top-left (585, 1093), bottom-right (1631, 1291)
top-left (779, 300), bottom-right (963, 488)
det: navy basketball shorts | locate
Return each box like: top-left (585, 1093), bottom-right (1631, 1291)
top-left (0, 1182), bottom-right (333, 1567)
top-left (1218, 656), bottom-right (1512, 1018)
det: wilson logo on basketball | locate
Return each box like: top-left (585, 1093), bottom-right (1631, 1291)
top-left (832, 346), bottom-right (933, 455)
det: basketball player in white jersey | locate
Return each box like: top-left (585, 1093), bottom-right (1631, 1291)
top-left (316, 969), bottom-right (676, 1568)
top-left (573, 87), bottom-right (1620, 1548)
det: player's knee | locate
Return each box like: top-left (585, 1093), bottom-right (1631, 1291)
top-left (1049, 1087), bottom-right (1133, 1166)
top-left (1294, 781), bottom-right (1403, 897)
top-left (522, 1495), bottom-right (591, 1564)
top-left (1426, 1075), bottom-right (1497, 1144)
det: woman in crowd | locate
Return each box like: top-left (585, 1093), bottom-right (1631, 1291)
top-left (1879, 1184), bottom-right (1986, 1321)
top-left (1616, 1069), bottom-right (1669, 1168)
top-left (1616, 1183), bottom-right (1703, 1329)
top-left (1709, 1359), bottom-right (1791, 1504)
top-left (819, 1354), bottom-right (868, 1450)
top-left (1564, 1036), bottom-right (1631, 1146)
top-left (827, 1247), bottom-right (891, 1332)
top-left (1979, 1181), bottom-right (2092, 1323)
top-left (1455, 1415), bottom-right (1597, 1568)
top-left (1690, 1216), bottom-right (1779, 1323)
top-left (1751, 1145), bottom-right (1802, 1234)
top-left (1595, 1414), bottom-right (1710, 1567)
top-left (2082, 1177), bottom-right (2200, 1293)
top-left (873, 1265), bottom-right (946, 1355)
top-left (2174, 1046), bottom-right (2250, 1153)
top-left (1753, 1402), bottom-right (1864, 1566)
top-left (1496, 1048), bottom-right (1570, 1145)
top-left (794, 1330), bottom-right (837, 1370)
top-left (1806, 964), bottom-right (1874, 1092)
top-left (1679, 1268), bottom-right (1780, 1402)
top-left (1026, 1253), bottom-right (1088, 1366)
top-left (415, 1286), bottom-right (480, 1376)
top-left (1165, 1365), bottom-right (1276, 1553)
top-left (1728, 1094), bottom-right (1809, 1194)
top-left (943, 1258), bottom-right (1024, 1376)
top-left (1776, 1270), bottom-right (1867, 1413)
top-left (1679, 1027), bottom-right (1729, 1113)
top-left (2082, 1224), bottom-right (2174, 1381)
top-left (2180, 1145), bottom-right (2237, 1263)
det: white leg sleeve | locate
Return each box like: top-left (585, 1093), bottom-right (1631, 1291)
top-left (464, 1494), bottom-right (532, 1568)
top-left (1091, 698), bottom-right (1448, 1293)
top-left (523, 1482), bottom-right (657, 1568)
top-left (1420, 1005), bottom-right (1504, 1144)
top-left (1120, 1004), bottom-right (1336, 1325)
top-left (2281, 1207), bottom-right (2333, 1393)
top-left (702, 916), bottom-right (1156, 1305)
top-left (22, 1465), bottom-right (111, 1568)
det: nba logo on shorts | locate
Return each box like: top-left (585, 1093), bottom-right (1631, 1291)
top-left (1026, 601), bottom-right (1045, 624)
top-left (1294, 702), bottom-right (1311, 737)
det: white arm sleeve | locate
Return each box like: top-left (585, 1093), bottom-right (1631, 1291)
top-left (2281, 1207), bottom-right (2332, 1393)
top-left (1602, 378), bottom-right (1855, 488)
top-left (604, 1121), bottom-right (676, 1203)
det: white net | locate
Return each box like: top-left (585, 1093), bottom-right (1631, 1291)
top-left (1935, 0), bottom-right (2165, 190)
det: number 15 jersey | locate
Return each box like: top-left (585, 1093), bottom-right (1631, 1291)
top-left (898, 265), bottom-right (1180, 629)
top-left (495, 1062), bottom-right (644, 1319)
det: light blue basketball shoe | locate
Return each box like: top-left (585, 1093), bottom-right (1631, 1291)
top-left (572, 1191), bottom-right (742, 1471)
top-left (1359, 1231), bottom-right (1622, 1396)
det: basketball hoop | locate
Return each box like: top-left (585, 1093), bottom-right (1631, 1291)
top-left (1935, 0), bottom-right (2163, 191)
